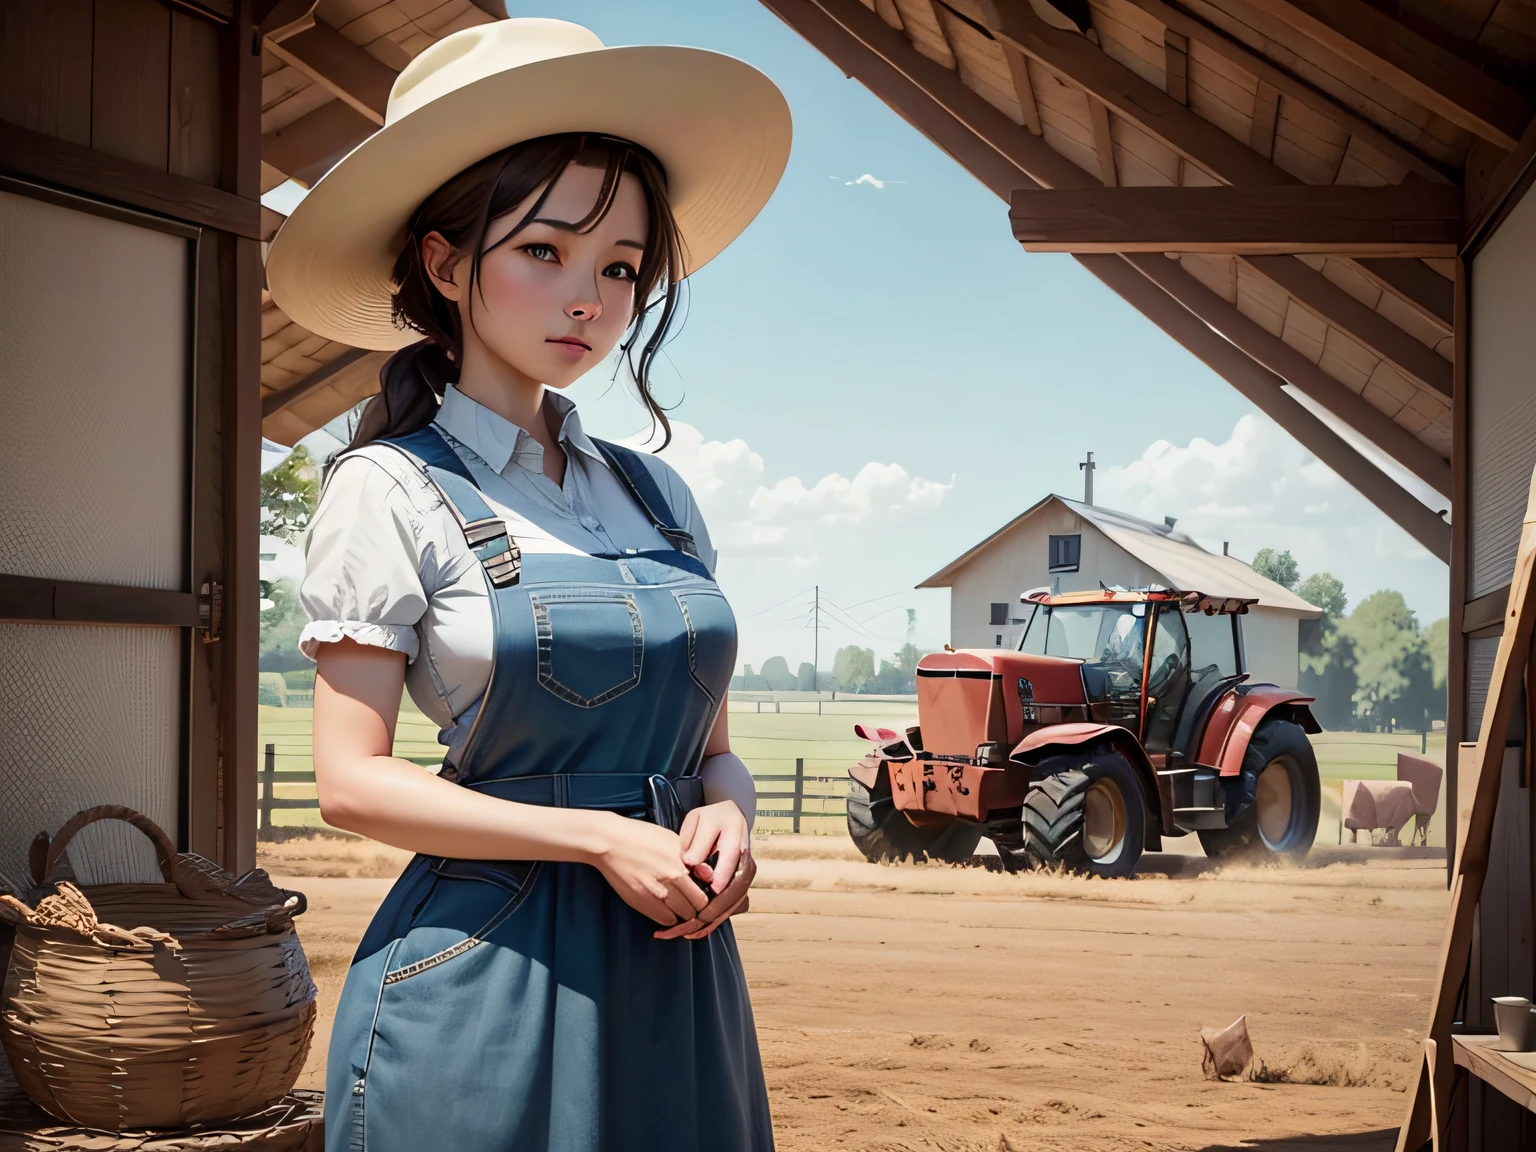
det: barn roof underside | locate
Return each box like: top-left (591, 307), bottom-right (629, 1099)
top-left (757, 0), bottom-right (1536, 564)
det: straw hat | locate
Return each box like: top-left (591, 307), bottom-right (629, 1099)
top-left (266, 18), bottom-right (792, 350)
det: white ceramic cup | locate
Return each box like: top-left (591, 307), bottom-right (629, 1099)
top-left (1493, 996), bottom-right (1536, 1050)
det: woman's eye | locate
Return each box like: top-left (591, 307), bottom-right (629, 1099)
top-left (604, 262), bottom-right (638, 282)
top-left (523, 243), bottom-right (559, 263)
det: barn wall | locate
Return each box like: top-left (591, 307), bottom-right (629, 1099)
top-left (1238, 609), bottom-right (1301, 692)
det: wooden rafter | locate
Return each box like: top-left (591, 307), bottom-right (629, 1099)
top-left (261, 98), bottom-right (376, 185)
top-left (1116, 0), bottom-right (1454, 187)
top-left (1239, 0), bottom-right (1532, 152)
top-left (1089, 97), bottom-right (1116, 186)
top-left (764, 0), bottom-right (1452, 554)
top-left (1356, 258), bottom-right (1453, 331)
top-left (1249, 80), bottom-right (1279, 161)
top-left (263, 17), bottom-right (395, 125)
top-left (1000, 41), bottom-right (1041, 135)
top-left (1241, 255), bottom-right (1452, 397)
top-left (1163, 28), bottom-right (1188, 106)
top-left (262, 346), bottom-right (376, 418)
top-left (1008, 184), bottom-right (1461, 257)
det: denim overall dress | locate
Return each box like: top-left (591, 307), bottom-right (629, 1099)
top-left (322, 426), bottom-right (773, 1152)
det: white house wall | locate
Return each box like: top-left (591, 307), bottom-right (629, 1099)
top-left (1240, 608), bottom-right (1302, 691)
top-left (946, 505), bottom-right (1163, 650)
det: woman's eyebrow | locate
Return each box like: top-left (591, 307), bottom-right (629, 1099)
top-left (525, 219), bottom-right (644, 250)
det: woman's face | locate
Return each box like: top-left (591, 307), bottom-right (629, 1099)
top-left (423, 162), bottom-right (650, 389)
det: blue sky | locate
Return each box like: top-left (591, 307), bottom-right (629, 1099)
top-left (268, 0), bottom-right (1449, 670)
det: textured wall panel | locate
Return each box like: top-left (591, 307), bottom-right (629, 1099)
top-left (0, 189), bottom-right (189, 589)
top-left (1467, 634), bottom-right (1500, 740)
top-left (0, 624), bottom-right (181, 895)
top-left (1470, 184), bottom-right (1536, 598)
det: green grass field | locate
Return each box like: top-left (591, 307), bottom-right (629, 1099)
top-left (258, 698), bottom-right (1445, 845)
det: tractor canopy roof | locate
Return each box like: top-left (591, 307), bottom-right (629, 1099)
top-left (1020, 585), bottom-right (1258, 616)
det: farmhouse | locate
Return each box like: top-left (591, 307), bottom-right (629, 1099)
top-left (919, 495), bottom-right (1320, 689)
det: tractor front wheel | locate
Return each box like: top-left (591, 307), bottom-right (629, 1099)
top-left (1018, 755), bottom-right (1147, 879)
top-left (846, 776), bottom-right (983, 863)
top-left (1198, 719), bottom-right (1320, 863)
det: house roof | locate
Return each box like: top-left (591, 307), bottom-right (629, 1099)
top-left (917, 494), bottom-right (1321, 616)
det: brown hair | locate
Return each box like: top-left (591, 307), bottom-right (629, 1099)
top-left (349, 133), bottom-right (685, 449)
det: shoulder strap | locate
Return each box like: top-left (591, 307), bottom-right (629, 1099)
top-left (371, 426), bottom-right (522, 589)
top-left (590, 438), bottom-right (699, 560)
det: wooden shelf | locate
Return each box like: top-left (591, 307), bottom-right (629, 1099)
top-left (1452, 1035), bottom-right (1536, 1111)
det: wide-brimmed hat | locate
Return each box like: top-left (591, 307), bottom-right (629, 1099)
top-left (266, 18), bottom-right (791, 350)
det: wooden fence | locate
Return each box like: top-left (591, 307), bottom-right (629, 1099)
top-left (258, 744), bottom-right (851, 839)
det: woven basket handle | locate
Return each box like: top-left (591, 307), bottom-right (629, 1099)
top-left (30, 805), bottom-right (178, 886)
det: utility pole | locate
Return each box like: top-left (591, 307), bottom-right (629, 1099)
top-left (813, 585), bottom-right (820, 692)
top-left (1079, 451), bottom-right (1095, 505)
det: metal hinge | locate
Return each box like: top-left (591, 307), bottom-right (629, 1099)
top-left (198, 580), bottom-right (224, 643)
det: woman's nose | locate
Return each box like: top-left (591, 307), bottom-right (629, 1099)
top-left (566, 298), bottom-right (601, 322)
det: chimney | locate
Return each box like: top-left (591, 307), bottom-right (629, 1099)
top-left (1163, 516), bottom-right (1177, 530)
top-left (1223, 541), bottom-right (1229, 556)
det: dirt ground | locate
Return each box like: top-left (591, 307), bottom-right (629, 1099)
top-left (259, 834), bottom-right (1450, 1152)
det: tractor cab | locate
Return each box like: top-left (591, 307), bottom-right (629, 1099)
top-left (1014, 587), bottom-right (1252, 759)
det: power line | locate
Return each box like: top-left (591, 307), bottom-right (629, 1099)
top-left (738, 585), bottom-right (815, 620)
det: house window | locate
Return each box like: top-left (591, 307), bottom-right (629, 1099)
top-left (1048, 534), bottom-right (1081, 573)
top-left (989, 602), bottom-right (1009, 626)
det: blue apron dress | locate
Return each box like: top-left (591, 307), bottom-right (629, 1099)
top-left (322, 426), bottom-right (773, 1152)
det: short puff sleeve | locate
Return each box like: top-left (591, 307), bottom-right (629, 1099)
top-left (299, 454), bottom-right (427, 662)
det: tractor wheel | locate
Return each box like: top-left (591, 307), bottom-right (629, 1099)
top-left (1198, 719), bottom-right (1320, 863)
top-left (1021, 756), bottom-right (1146, 879)
top-left (846, 776), bottom-right (983, 863)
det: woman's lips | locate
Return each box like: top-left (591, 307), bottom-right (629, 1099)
top-left (547, 337), bottom-right (591, 358)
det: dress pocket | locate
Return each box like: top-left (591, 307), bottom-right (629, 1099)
top-left (529, 590), bottom-right (644, 708)
top-left (382, 862), bottom-right (543, 985)
top-left (672, 588), bottom-right (738, 703)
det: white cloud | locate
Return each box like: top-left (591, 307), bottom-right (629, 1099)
top-left (827, 173), bottom-right (907, 188)
top-left (1096, 414), bottom-right (1449, 622)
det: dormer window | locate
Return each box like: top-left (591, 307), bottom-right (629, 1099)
top-left (1048, 534), bottom-right (1080, 573)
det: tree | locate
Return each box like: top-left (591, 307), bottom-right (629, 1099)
top-left (259, 579), bottom-right (309, 673)
top-left (867, 642), bottom-right (924, 694)
top-left (1251, 547), bottom-right (1300, 591)
top-left (1339, 590), bottom-right (1436, 731)
top-left (261, 444), bottom-right (321, 544)
top-left (832, 645), bottom-right (875, 693)
top-left (1296, 571), bottom-right (1356, 730)
top-left (1424, 616), bottom-right (1450, 723)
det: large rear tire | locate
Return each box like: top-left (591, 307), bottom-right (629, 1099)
top-left (1198, 719), bottom-right (1320, 863)
top-left (1019, 756), bottom-right (1147, 879)
top-left (846, 775), bottom-right (983, 863)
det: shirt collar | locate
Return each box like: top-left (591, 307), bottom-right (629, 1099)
top-left (436, 384), bottom-right (605, 474)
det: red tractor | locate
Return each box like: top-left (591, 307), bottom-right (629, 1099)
top-left (846, 587), bottom-right (1322, 878)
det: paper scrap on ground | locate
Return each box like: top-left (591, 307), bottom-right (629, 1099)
top-left (1201, 1015), bottom-right (1253, 1082)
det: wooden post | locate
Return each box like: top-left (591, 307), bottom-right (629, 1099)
top-left (260, 743), bottom-right (275, 841)
top-left (793, 758), bottom-right (804, 834)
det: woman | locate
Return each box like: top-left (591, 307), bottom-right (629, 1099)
top-left (264, 19), bottom-right (791, 1152)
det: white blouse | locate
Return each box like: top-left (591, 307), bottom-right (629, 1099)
top-left (299, 385), bottom-right (718, 764)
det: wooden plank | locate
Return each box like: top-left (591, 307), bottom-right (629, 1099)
top-left (1465, 110), bottom-right (1536, 254)
top-left (1118, 0), bottom-right (1455, 186)
top-left (1249, 79), bottom-right (1278, 160)
top-left (261, 346), bottom-right (373, 417)
top-left (1009, 183), bottom-right (1462, 256)
top-left (1466, 585), bottom-right (1514, 634)
top-left (1089, 95), bottom-right (1116, 185)
top-left (0, 575), bottom-right (200, 627)
top-left (1000, 42), bottom-right (1042, 134)
top-left (1242, 254), bottom-right (1453, 397)
top-left (1241, 0), bottom-right (1531, 151)
top-left (260, 97), bottom-right (375, 184)
top-left (0, 0), bottom-right (92, 147)
top-left (1163, 28), bottom-right (1188, 104)
top-left (262, 17), bottom-right (396, 126)
top-left (0, 118), bottom-right (261, 238)
top-left (1397, 468), bottom-right (1536, 1151)
top-left (91, 0), bottom-right (172, 171)
top-left (1084, 251), bottom-right (1453, 560)
top-left (977, 0), bottom-right (1295, 187)
top-left (1451, 1036), bottom-right (1536, 1114)
top-left (168, 10), bottom-right (222, 186)
top-left (1357, 257), bottom-right (1455, 331)
top-left (1138, 252), bottom-right (1454, 498)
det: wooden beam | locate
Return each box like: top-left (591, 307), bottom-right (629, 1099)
top-left (1118, 0), bottom-right (1454, 187)
top-left (1240, 0), bottom-right (1531, 151)
top-left (1465, 110), bottom-right (1536, 253)
top-left (1129, 253), bottom-right (1453, 497)
top-left (1009, 184), bottom-right (1461, 256)
top-left (1249, 80), bottom-right (1279, 161)
top-left (261, 346), bottom-right (373, 418)
top-left (1242, 255), bottom-right (1453, 397)
top-left (1000, 42), bottom-right (1042, 134)
top-left (1088, 96), bottom-right (1116, 185)
top-left (976, 0), bottom-right (1289, 187)
top-left (263, 18), bottom-right (395, 126)
top-left (1163, 28), bottom-right (1188, 106)
top-left (1356, 258), bottom-right (1453, 331)
top-left (0, 575), bottom-right (200, 627)
top-left (0, 118), bottom-right (260, 239)
top-left (768, 0), bottom-right (1454, 544)
top-left (1085, 253), bottom-right (1451, 559)
top-left (260, 98), bottom-right (375, 184)
top-left (260, 204), bottom-right (284, 241)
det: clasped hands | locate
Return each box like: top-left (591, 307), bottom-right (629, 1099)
top-left (591, 800), bottom-right (754, 941)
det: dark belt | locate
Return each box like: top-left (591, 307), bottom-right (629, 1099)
top-left (428, 773), bottom-right (707, 891)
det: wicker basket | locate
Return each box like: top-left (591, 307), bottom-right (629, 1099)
top-left (0, 806), bottom-right (316, 1132)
